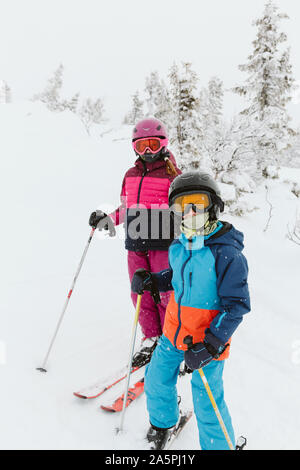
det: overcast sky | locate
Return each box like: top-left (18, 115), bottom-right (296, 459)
top-left (1, 0), bottom-right (299, 124)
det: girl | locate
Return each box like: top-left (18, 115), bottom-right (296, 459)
top-left (89, 118), bottom-right (181, 367)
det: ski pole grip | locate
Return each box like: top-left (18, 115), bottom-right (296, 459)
top-left (183, 335), bottom-right (194, 350)
top-left (150, 274), bottom-right (160, 305)
top-left (151, 289), bottom-right (161, 305)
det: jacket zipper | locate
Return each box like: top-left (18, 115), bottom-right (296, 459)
top-left (136, 160), bottom-right (166, 207)
top-left (174, 241), bottom-right (193, 348)
top-left (136, 170), bottom-right (147, 207)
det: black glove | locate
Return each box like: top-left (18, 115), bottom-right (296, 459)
top-left (131, 268), bottom-right (160, 304)
top-left (89, 210), bottom-right (116, 237)
top-left (184, 341), bottom-right (213, 371)
top-left (183, 330), bottom-right (229, 372)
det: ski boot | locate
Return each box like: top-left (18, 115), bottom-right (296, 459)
top-left (146, 423), bottom-right (175, 450)
top-left (132, 336), bottom-right (159, 368)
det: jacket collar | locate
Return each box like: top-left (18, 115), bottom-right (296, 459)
top-left (134, 156), bottom-right (166, 173)
top-left (178, 232), bottom-right (204, 251)
top-left (178, 222), bottom-right (224, 251)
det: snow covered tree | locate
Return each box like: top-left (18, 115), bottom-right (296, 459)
top-left (216, 115), bottom-right (258, 188)
top-left (201, 112), bottom-right (259, 216)
top-left (0, 80), bottom-right (6, 104)
top-left (123, 91), bottom-right (144, 125)
top-left (63, 92), bottom-right (80, 114)
top-left (33, 64), bottom-right (80, 114)
top-left (200, 77), bottom-right (225, 172)
top-left (78, 97), bottom-right (106, 134)
top-left (5, 84), bottom-right (12, 103)
top-left (145, 71), bottom-right (161, 116)
top-left (144, 71), bottom-right (172, 127)
top-left (169, 62), bottom-right (204, 171)
top-left (33, 64), bottom-right (65, 111)
top-left (207, 76), bottom-right (224, 127)
top-left (0, 80), bottom-right (12, 104)
top-left (286, 130), bottom-right (300, 168)
top-left (233, 0), bottom-right (296, 176)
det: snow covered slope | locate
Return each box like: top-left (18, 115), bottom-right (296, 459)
top-left (1, 104), bottom-right (300, 450)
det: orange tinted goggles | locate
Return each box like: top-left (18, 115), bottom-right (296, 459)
top-left (134, 138), bottom-right (163, 154)
top-left (173, 193), bottom-right (212, 214)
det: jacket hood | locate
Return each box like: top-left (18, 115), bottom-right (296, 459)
top-left (206, 222), bottom-right (245, 251)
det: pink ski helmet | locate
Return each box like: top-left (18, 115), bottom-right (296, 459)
top-left (132, 118), bottom-right (168, 141)
top-left (132, 118), bottom-right (169, 162)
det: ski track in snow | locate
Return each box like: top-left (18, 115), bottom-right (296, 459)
top-left (1, 104), bottom-right (300, 450)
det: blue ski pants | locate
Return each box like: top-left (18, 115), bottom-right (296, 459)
top-left (144, 334), bottom-right (235, 450)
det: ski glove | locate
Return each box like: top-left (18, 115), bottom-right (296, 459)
top-left (131, 268), bottom-right (160, 304)
top-left (183, 329), bottom-right (229, 372)
top-left (89, 210), bottom-right (116, 237)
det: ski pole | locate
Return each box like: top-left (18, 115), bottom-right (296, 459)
top-left (117, 294), bottom-right (142, 434)
top-left (36, 228), bottom-right (96, 373)
top-left (183, 335), bottom-right (234, 450)
top-left (198, 367), bottom-right (235, 450)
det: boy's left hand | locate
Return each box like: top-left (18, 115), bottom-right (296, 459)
top-left (184, 342), bottom-right (213, 371)
top-left (184, 329), bottom-right (229, 371)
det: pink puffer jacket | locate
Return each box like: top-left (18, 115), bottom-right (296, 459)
top-left (110, 152), bottom-right (181, 251)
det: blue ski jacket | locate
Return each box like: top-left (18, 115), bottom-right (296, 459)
top-left (153, 222), bottom-right (251, 356)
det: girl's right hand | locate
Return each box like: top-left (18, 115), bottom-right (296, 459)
top-left (89, 210), bottom-right (116, 237)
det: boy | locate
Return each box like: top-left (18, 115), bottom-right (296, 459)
top-left (131, 171), bottom-right (251, 450)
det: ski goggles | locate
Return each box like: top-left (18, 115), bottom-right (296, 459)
top-left (132, 137), bottom-right (168, 155)
top-left (172, 192), bottom-right (213, 214)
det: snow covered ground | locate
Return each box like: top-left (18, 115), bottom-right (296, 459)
top-left (1, 103), bottom-right (300, 450)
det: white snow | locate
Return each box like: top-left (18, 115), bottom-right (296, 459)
top-left (1, 103), bottom-right (300, 450)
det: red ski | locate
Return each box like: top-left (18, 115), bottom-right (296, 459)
top-left (101, 378), bottom-right (144, 412)
top-left (73, 365), bottom-right (142, 400)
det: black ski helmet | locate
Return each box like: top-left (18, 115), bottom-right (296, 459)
top-left (169, 171), bottom-right (225, 220)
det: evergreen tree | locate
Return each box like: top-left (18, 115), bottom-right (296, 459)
top-left (285, 129), bottom-right (300, 168)
top-left (207, 76), bottom-right (224, 127)
top-left (79, 97), bottom-right (106, 134)
top-left (144, 71), bottom-right (172, 127)
top-left (5, 83), bottom-right (12, 103)
top-left (169, 62), bottom-right (203, 170)
top-left (0, 80), bottom-right (11, 104)
top-left (233, 0), bottom-right (296, 175)
top-left (200, 77), bottom-right (224, 172)
top-left (33, 64), bottom-right (80, 114)
top-left (33, 64), bottom-right (65, 111)
top-left (217, 115), bottom-right (259, 189)
top-left (123, 91), bottom-right (144, 124)
top-left (64, 92), bottom-right (80, 113)
top-left (145, 71), bottom-right (160, 116)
